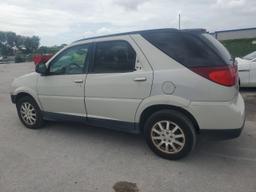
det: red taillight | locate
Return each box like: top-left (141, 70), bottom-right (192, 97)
top-left (191, 65), bottom-right (238, 86)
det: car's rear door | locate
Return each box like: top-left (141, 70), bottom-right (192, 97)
top-left (84, 36), bottom-right (153, 131)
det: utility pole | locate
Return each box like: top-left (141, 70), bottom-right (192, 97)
top-left (178, 13), bottom-right (181, 30)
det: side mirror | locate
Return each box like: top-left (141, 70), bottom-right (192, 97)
top-left (35, 63), bottom-right (48, 75)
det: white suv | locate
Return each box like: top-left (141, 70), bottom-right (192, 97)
top-left (10, 29), bottom-right (245, 160)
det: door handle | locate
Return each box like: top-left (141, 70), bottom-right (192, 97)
top-left (74, 79), bottom-right (83, 84)
top-left (134, 77), bottom-right (147, 82)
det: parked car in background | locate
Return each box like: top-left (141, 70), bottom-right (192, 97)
top-left (33, 54), bottom-right (54, 65)
top-left (10, 28), bottom-right (245, 160)
top-left (0, 56), bottom-right (3, 61)
top-left (237, 51), bottom-right (256, 87)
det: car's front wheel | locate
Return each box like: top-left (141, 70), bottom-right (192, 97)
top-left (144, 110), bottom-right (197, 160)
top-left (16, 96), bottom-right (44, 129)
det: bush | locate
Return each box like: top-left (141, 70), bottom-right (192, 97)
top-left (15, 54), bottom-right (26, 63)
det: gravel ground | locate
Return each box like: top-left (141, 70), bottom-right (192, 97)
top-left (0, 62), bottom-right (255, 192)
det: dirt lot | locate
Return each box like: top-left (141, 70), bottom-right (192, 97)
top-left (0, 62), bottom-right (256, 192)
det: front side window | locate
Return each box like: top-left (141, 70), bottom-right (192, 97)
top-left (92, 41), bottom-right (136, 73)
top-left (49, 45), bottom-right (89, 75)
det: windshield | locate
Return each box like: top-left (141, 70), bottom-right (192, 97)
top-left (243, 51), bottom-right (256, 60)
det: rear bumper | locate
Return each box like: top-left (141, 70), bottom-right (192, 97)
top-left (188, 93), bottom-right (245, 140)
top-left (200, 122), bottom-right (245, 140)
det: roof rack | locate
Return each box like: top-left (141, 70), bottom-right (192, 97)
top-left (72, 28), bottom-right (207, 44)
top-left (72, 28), bottom-right (178, 44)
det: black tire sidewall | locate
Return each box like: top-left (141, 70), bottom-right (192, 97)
top-left (16, 96), bottom-right (43, 129)
top-left (144, 110), bottom-right (196, 160)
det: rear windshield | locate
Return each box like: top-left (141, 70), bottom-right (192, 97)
top-left (141, 31), bottom-right (232, 67)
top-left (201, 34), bottom-right (233, 65)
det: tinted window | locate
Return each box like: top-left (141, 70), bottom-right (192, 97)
top-left (201, 34), bottom-right (233, 65)
top-left (141, 31), bottom-right (226, 67)
top-left (92, 41), bottom-right (136, 73)
top-left (49, 45), bottom-right (89, 75)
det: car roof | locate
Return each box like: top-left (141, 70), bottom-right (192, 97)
top-left (72, 28), bottom-right (207, 44)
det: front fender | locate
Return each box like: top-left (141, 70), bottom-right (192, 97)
top-left (12, 87), bottom-right (42, 110)
top-left (10, 72), bottom-right (42, 109)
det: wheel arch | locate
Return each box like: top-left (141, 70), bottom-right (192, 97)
top-left (14, 92), bottom-right (42, 110)
top-left (16, 92), bottom-right (34, 102)
top-left (139, 105), bottom-right (200, 134)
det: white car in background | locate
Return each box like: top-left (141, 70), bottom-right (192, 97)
top-left (237, 51), bottom-right (256, 87)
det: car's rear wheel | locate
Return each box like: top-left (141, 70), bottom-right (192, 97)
top-left (144, 109), bottom-right (196, 160)
top-left (16, 96), bottom-right (44, 129)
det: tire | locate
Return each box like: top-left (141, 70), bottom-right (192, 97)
top-left (16, 96), bottom-right (44, 129)
top-left (144, 109), bottom-right (196, 160)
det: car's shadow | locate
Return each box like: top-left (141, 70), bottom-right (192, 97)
top-left (44, 120), bottom-right (146, 152)
top-left (40, 120), bottom-right (253, 163)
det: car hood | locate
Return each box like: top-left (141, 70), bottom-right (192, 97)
top-left (15, 72), bottom-right (38, 81)
top-left (236, 57), bottom-right (250, 65)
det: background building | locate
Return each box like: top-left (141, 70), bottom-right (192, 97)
top-left (213, 27), bottom-right (256, 41)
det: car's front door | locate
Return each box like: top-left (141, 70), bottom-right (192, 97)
top-left (37, 44), bottom-right (90, 117)
top-left (85, 37), bottom-right (153, 130)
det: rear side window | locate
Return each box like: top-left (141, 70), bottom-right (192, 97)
top-left (141, 31), bottom-right (228, 67)
top-left (92, 41), bottom-right (136, 73)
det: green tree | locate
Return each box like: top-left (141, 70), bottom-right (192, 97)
top-left (0, 32), bottom-right (6, 43)
top-left (0, 31), bottom-right (41, 56)
top-left (24, 36), bottom-right (40, 53)
top-left (15, 35), bottom-right (26, 50)
top-left (30, 36), bottom-right (40, 52)
top-left (6, 32), bottom-right (16, 48)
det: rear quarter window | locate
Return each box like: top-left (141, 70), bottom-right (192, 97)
top-left (141, 31), bottom-right (230, 67)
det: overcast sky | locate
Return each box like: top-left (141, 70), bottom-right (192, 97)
top-left (0, 0), bottom-right (255, 46)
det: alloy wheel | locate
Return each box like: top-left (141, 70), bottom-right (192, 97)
top-left (151, 120), bottom-right (186, 154)
top-left (20, 102), bottom-right (37, 125)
